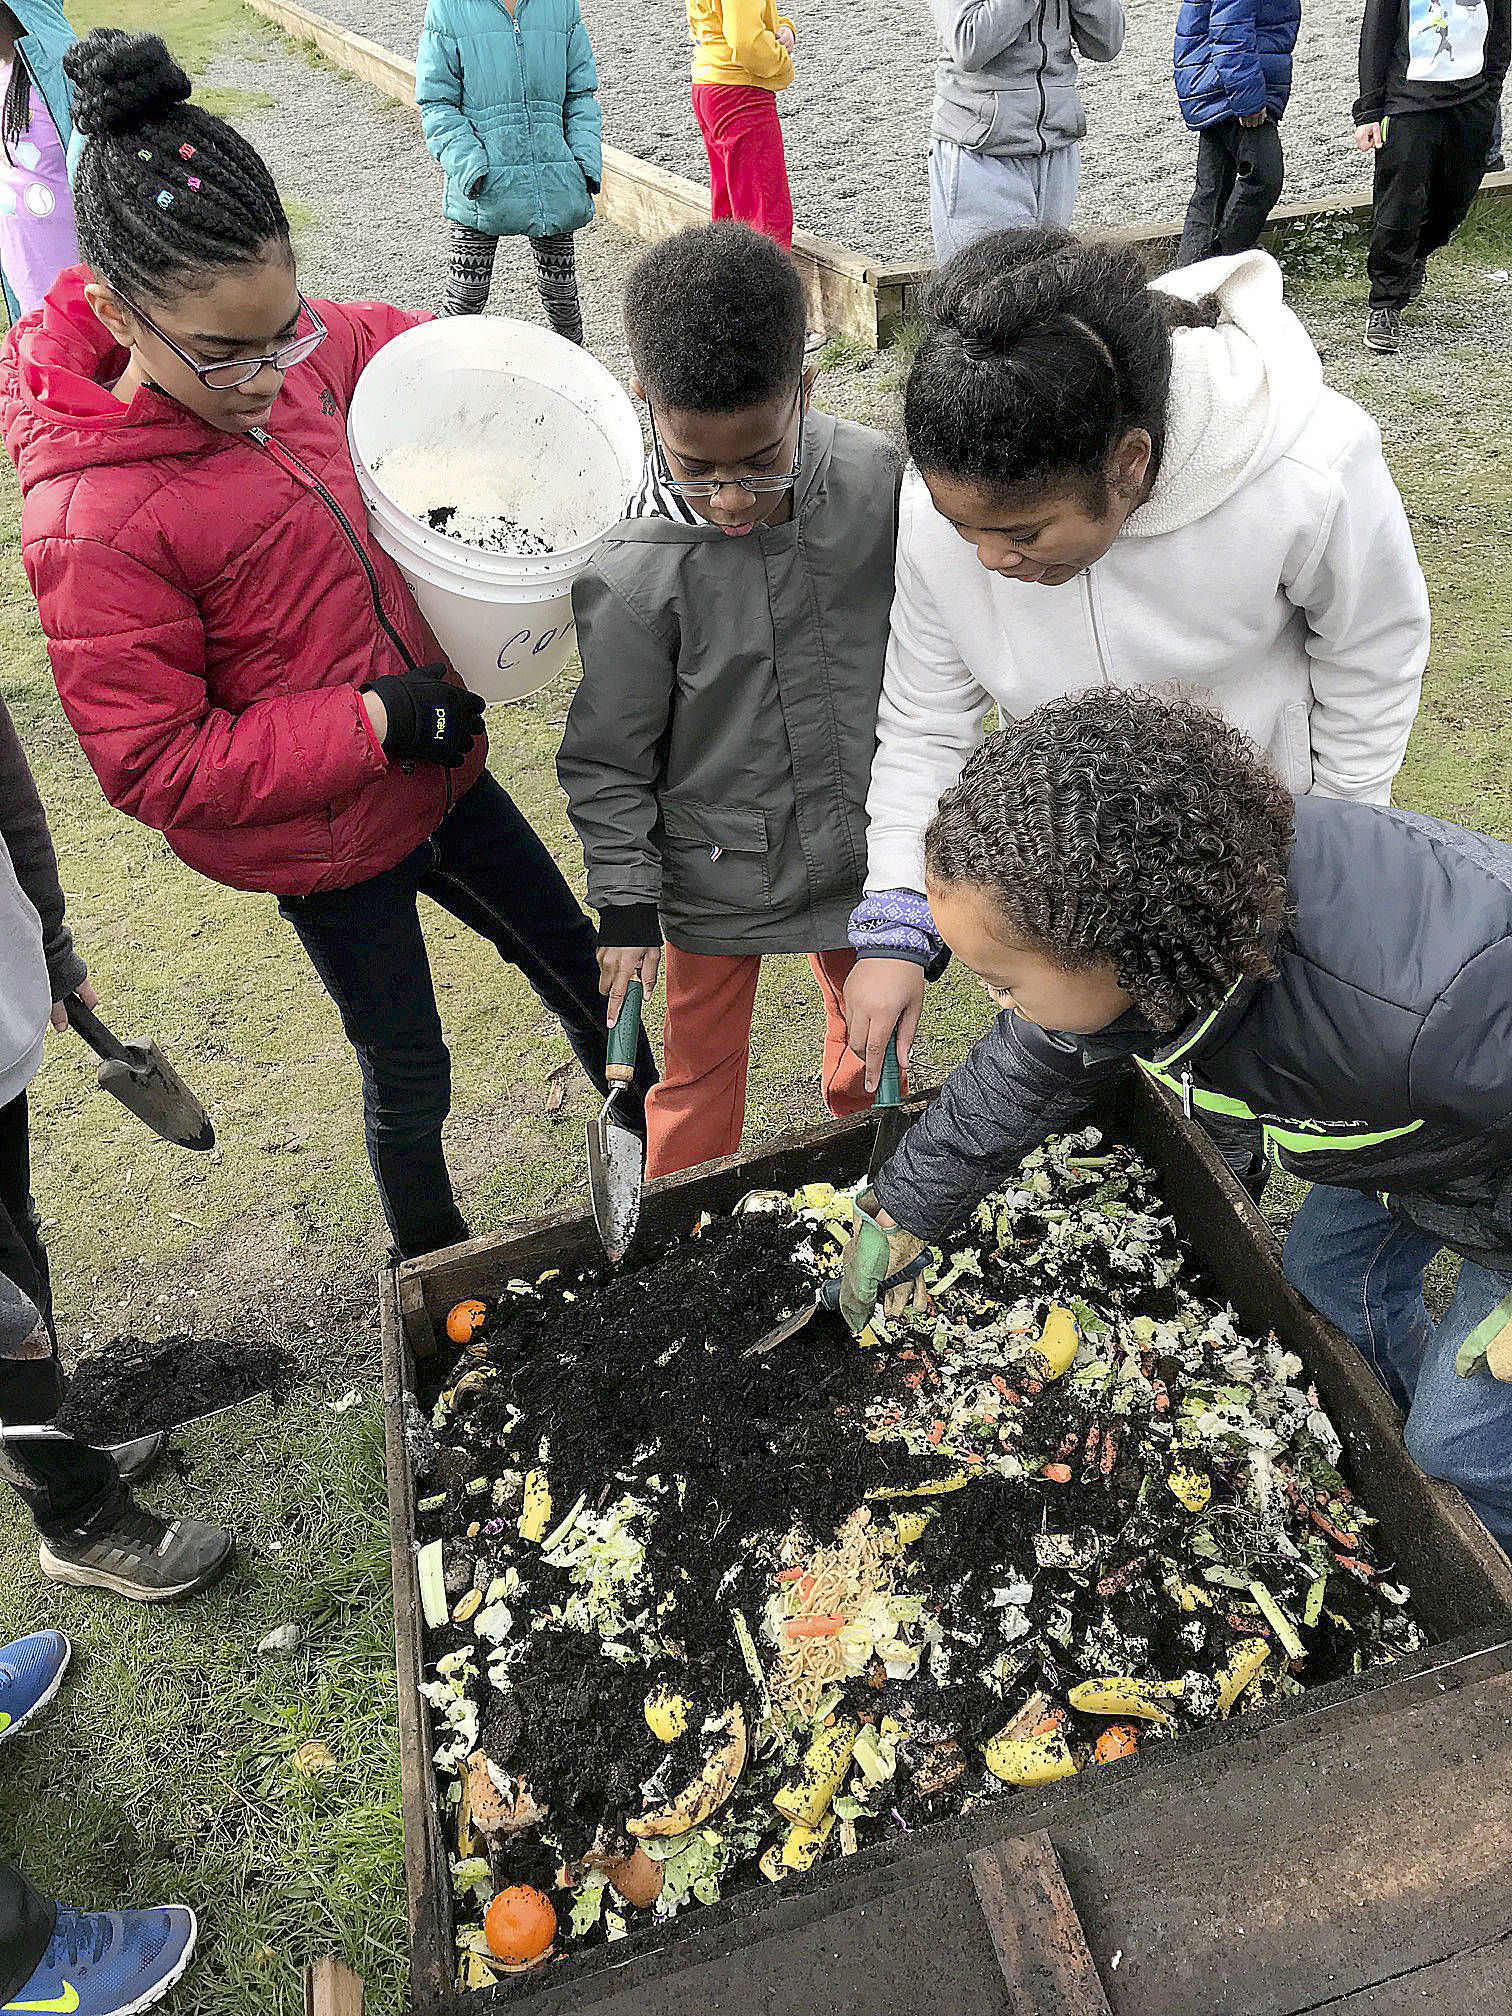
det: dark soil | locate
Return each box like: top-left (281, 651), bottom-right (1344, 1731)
top-left (55, 1331), bottom-right (297, 1443)
top-left (423, 505), bottom-right (552, 557)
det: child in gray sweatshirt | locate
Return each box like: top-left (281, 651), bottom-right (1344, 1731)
top-left (928, 0), bottom-right (1125, 261)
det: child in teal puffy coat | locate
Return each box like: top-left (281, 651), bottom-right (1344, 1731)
top-left (416, 0), bottom-right (601, 343)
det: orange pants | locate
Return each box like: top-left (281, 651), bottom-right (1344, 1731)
top-left (645, 946), bottom-right (874, 1181)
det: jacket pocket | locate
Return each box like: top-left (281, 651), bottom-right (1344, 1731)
top-left (660, 799), bottom-right (771, 914)
top-left (1280, 698), bottom-right (1314, 794)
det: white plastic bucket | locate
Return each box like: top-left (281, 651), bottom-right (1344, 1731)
top-left (347, 317), bottom-right (643, 703)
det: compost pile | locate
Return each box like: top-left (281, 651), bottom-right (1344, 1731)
top-left (413, 1129), bottom-right (1425, 1990)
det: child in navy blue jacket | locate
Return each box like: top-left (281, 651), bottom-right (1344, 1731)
top-left (1173, 0), bottom-right (1299, 263)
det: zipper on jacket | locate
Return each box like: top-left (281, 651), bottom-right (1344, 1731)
top-left (249, 425), bottom-right (419, 674)
top-left (1083, 571), bottom-right (1111, 683)
top-left (508, 6), bottom-right (546, 239)
top-left (1033, 0), bottom-right (1050, 147)
top-left (1181, 1066), bottom-right (1194, 1119)
top-left (248, 426), bottom-right (459, 815)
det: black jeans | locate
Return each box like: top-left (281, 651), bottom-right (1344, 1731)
top-left (1368, 92), bottom-right (1499, 307)
top-left (279, 772), bottom-right (657, 1259)
top-left (1177, 116), bottom-right (1285, 265)
top-left (0, 1093), bottom-right (121, 1539)
top-left (0, 1863), bottom-right (52, 2003)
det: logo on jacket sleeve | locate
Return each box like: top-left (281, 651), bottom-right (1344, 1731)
top-left (319, 389), bottom-right (340, 418)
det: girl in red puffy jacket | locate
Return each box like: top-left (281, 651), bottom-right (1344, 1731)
top-left (0, 27), bottom-right (652, 1258)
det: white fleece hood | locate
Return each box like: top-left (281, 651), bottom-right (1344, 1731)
top-left (1129, 251), bottom-right (1326, 540)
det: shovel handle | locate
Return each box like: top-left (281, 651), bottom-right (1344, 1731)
top-left (607, 978), bottom-right (643, 1085)
top-left (64, 992), bottom-right (130, 1065)
top-left (877, 1030), bottom-right (902, 1111)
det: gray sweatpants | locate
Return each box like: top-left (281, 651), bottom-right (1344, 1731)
top-left (928, 138), bottom-right (1080, 264)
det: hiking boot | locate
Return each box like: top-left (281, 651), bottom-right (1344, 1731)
top-left (1, 1900), bottom-right (196, 2015)
top-left (0, 1629), bottom-right (70, 1744)
top-left (1365, 307), bottom-right (1402, 353)
top-left (1406, 258), bottom-right (1427, 303)
top-left (110, 1432), bottom-right (168, 1486)
top-left (39, 1499), bottom-right (234, 1604)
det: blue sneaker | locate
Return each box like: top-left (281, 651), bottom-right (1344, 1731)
top-left (2, 1902), bottom-right (197, 2014)
top-left (0, 1631), bottom-right (70, 1745)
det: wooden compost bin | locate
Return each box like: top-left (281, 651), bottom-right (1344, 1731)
top-left (381, 1075), bottom-right (1512, 2012)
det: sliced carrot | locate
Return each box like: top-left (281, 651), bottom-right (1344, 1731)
top-left (991, 1374), bottom-right (1010, 1397)
top-left (963, 1451), bottom-right (983, 1466)
top-left (927, 1419), bottom-right (946, 1445)
top-left (1042, 1462), bottom-right (1072, 1484)
top-left (785, 1615), bottom-right (845, 1638)
top-left (774, 1567), bottom-right (804, 1584)
top-left (798, 1573), bottom-right (817, 1601)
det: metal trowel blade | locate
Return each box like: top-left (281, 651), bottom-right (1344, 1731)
top-left (586, 1102), bottom-right (643, 1263)
top-left (98, 1041), bottom-right (215, 1151)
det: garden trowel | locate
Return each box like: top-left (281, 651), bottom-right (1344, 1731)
top-left (64, 992), bottom-right (214, 1151)
top-left (867, 1030), bottom-right (907, 1184)
top-left (586, 979), bottom-right (644, 1264)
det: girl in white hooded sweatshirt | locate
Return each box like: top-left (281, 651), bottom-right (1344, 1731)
top-left (844, 229), bottom-right (1430, 1092)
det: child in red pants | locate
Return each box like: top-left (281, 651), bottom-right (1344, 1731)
top-left (687, 0), bottom-right (797, 246)
top-left (559, 224), bottom-right (901, 1179)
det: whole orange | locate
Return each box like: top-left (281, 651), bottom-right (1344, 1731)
top-left (484, 1885), bottom-right (556, 1967)
top-left (446, 1299), bottom-right (488, 1346)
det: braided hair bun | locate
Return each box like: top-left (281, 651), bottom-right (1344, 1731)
top-left (64, 28), bottom-right (192, 139)
top-left (64, 26), bottom-right (289, 303)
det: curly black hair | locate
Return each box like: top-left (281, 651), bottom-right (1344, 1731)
top-left (904, 229), bottom-right (1218, 513)
top-left (623, 221), bottom-right (806, 413)
top-left (924, 689), bottom-right (1295, 1030)
top-left (65, 29), bottom-right (289, 304)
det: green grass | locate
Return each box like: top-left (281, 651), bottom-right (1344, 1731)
top-left (3, 10), bottom-right (1512, 1991)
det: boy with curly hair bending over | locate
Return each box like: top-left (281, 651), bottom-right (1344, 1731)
top-left (839, 687), bottom-right (1512, 1554)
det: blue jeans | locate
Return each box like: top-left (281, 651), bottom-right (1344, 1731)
top-left (1282, 1183), bottom-right (1512, 1552)
top-left (928, 139), bottom-right (1080, 264)
top-left (281, 772), bottom-right (656, 1259)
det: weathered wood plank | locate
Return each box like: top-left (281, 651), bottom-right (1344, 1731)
top-left (1289, 1933), bottom-right (1512, 2013)
top-left (968, 1830), bottom-right (1111, 2014)
top-left (303, 1956), bottom-right (365, 2016)
top-left (379, 1265), bottom-right (455, 2006)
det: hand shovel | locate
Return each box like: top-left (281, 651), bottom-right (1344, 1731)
top-left (2, 1394), bottom-right (263, 1449)
top-left (586, 978), bottom-right (644, 1264)
top-left (867, 1029), bottom-right (907, 1185)
top-left (65, 993), bottom-right (214, 1151)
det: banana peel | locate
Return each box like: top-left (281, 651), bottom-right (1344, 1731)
top-left (628, 1705), bottom-right (747, 1839)
top-left (774, 1718), bottom-right (858, 1830)
top-left (518, 1469), bottom-right (552, 1543)
top-left (1167, 1460), bottom-right (1212, 1513)
top-left (644, 1686), bottom-right (692, 1743)
top-left (1216, 1638), bottom-right (1271, 1716)
top-left (781, 1810), bottom-right (837, 1871)
top-left (1031, 1303), bottom-right (1082, 1380)
top-left (984, 1689), bottom-right (1078, 1786)
top-left (866, 1473), bottom-right (969, 1502)
top-left (1068, 1676), bottom-right (1183, 1727)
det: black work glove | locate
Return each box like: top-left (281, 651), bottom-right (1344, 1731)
top-left (367, 664), bottom-right (485, 767)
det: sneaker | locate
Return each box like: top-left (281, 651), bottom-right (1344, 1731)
top-left (1, 1900), bottom-right (196, 2014)
top-left (0, 1629), bottom-right (70, 1743)
top-left (1486, 153), bottom-right (1505, 175)
top-left (1406, 258), bottom-right (1428, 303)
top-left (1365, 307), bottom-right (1402, 353)
top-left (110, 1433), bottom-right (168, 1487)
top-left (39, 1500), bottom-right (234, 1604)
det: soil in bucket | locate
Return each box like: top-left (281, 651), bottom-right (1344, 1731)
top-left (374, 439), bottom-right (556, 559)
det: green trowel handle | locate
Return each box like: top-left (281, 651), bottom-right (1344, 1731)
top-left (607, 978), bottom-right (643, 1084)
top-left (877, 1030), bottom-right (902, 1110)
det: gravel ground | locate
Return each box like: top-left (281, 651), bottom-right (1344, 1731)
top-left (205, 37), bottom-right (645, 382)
top-left (297, 0), bottom-right (1508, 262)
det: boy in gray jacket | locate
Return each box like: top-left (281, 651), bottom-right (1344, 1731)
top-left (929, 0), bottom-right (1125, 261)
top-left (557, 224), bottom-right (901, 1180)
top-left (0, 693), bottom-right (232, 1602)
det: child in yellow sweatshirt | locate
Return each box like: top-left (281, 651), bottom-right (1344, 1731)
top-left (687, 0), bottom-right (797, 246)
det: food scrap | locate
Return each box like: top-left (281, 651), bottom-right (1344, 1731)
top-left (411, 1129), bottom-right (1425, 1988)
